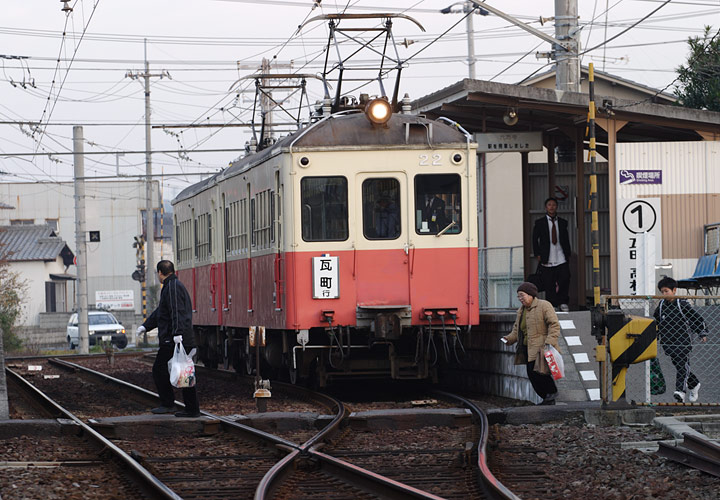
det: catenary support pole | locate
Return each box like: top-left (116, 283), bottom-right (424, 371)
top-left (554, 0), bottom-right (580, 92)
top-left (73, 125), bottom-right (90, 354)
top-left (144, 39), bottom-right (155, 290)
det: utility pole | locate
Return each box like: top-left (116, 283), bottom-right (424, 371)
top-left (126, 40), bottom-right (170, 294)
top-left (466, 2), bottom-right (476, 79)
top-left (554, 0), bottom-right (580, 92)
top-left (73, 125), bottom-right (90, 354)
top-left (467, 0), bottom-right (579, 92)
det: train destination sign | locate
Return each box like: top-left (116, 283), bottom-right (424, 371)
top-left (312, 255), bottom-right (339, 299)
top-left (475, 131), bottom-right (542, 153)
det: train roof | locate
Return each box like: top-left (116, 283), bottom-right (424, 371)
top-left (173, 112), bottom-right (470, 204)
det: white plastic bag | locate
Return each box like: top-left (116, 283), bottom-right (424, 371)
top-left (168, 343), bottom-right (197, 388)
top-left (543, 344), bottom-right (564, 380)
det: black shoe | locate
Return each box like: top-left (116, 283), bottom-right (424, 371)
top-left (151, 406), bottom-right (175, 414)
top-left (175, 410), bottom-right (201, 418)
top-left (539, 393), bottom-right (557, 405)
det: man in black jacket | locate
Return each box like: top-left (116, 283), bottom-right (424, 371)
top-left (532, 197), bottom-right (571, 311)
top-left (137, 260), bottom-right (200, 417)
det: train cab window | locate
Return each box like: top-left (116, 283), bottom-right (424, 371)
top-left (415, 174), bottom-right (461, 235)
top-left (362, 178), bottom-right (400, 240)
top-left (301, 176), bottom-right (348, 241)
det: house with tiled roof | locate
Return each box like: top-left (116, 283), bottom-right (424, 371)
top-left (0, 224), bottom-right (75, 327)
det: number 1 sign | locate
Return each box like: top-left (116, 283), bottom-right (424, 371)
top-left (617, 198), bottom-right (662, 295)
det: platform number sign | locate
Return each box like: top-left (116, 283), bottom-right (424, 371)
top-left (617, 199), bottom-right (662, 295)
top-left (312, 255), bottom-right (339, 299)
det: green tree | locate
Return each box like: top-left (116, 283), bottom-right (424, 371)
top-left (675, 26), bottom-right (720, 111)
top-left (0, 250), bottom-right (27, 352)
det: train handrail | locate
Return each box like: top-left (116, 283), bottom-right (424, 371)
top-left (288, 109), bottom-right (360, 154)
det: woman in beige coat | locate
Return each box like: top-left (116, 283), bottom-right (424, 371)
top-left (502, 282), bottom-right (562, 405)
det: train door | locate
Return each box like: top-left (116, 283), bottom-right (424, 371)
top-left (355, 174), bottom-right (410, 306)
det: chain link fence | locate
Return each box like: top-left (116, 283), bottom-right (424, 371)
top-left (479, 246), bottom-right (525, 309)
top-left (606, 295), bottom-right (720, 405)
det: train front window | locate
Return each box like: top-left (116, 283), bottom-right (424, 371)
top-left (415, 174), bottom-right (461, 235)
top-left (362, 178), bottom-right (400, 240)
top-left (301, 177), bottom-right (348, 241)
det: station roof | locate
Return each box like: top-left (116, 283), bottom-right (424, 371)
top-left (411, 78), bottom-right (720, 144)
top-left (0, 224), bottom-right (74, 264)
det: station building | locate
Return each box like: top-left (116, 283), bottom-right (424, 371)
top-left (413, 68), bottom-right (720, 308)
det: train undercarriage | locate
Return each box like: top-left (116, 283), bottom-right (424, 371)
top-left (193, 318), bottom-right (466, 387)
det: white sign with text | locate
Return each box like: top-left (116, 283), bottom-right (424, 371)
top-left (617, 198), bottom-right (662, 295)
top-left (95, 290), bottom-right (134, 310)
top-left (312, 255), bottom-right (339, 299)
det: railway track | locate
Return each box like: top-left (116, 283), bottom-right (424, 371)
top-left (3, 367), bottom-right (181, 500)
top-left (657, 433), bottom-right (720, 477)
top-left (4, 354), bottom-right (519, 499)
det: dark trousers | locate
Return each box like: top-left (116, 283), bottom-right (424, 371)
top-left (541, 262), bottom-right (570, 307)
top-left (153, 345), bottom-right (199, 412)
top-left (662, 343), bottom-right (699, 392)
top-left (526, 360), bottom-right (557, 399)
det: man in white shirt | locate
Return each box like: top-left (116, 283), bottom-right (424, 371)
top-left (531, 197), bottom-right (571, 311)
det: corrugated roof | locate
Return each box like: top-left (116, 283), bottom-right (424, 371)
top-left (0, 224), bottom-right (71, 262)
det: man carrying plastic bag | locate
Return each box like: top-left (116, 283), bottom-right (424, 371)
top-left (137, 260), bottom-right (201, 418)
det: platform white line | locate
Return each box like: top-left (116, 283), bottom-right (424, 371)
top-left (559, 320), bottom-right (576, 330)
top-left (580, 370), bottom-right (597, 381)
top-left (573, 352), bottom-right (590, 364)
top-left (587, 388), bottom-right (601, 401)
top-left (565, 336), bottom-right (582, 346)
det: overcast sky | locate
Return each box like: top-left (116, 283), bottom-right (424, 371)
top-left (1, 0), bottom-right (717, 200)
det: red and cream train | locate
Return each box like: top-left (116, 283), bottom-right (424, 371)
top-left (172, 100), bottom-right (479, 385)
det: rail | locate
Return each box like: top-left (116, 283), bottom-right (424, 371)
top-left (5, 366), bottom-right (182, 500)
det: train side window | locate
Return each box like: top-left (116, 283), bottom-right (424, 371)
top-left (240, 199), bottom-right (248, 252)
top-left (251, 198), bottom-right (256, 247)
top-left (362, 178), bottom-right (400, 240)
top-left (270, 191), bottom-right (275, 243)
top-left (414, 174), bottom-right (461, 235)
top-left (301, 176), bottom-right (348, 242)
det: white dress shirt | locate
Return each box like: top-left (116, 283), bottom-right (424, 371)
top-left (545, 215), bottom-right (566, 267)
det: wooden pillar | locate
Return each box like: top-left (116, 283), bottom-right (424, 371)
top-left (547, 135), bottom-right (556, 199)
top-left (521, 152), bottom-right (532, 282)
top-left (597, 118), bottom-right (628, 295)
top-left (575, 128), bottom-right (587, 309)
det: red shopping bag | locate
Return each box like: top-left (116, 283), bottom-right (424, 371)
top-left (543, 345), bottom-right (564, 380)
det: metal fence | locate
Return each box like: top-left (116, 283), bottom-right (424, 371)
top-left (605, 295), bottom-right (720, 406)
top-left (479, 246), bottom-right (525, 309)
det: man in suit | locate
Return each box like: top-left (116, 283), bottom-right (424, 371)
top-left (532, 197), bottom-right (571, 311)
top-left (421, 193), bottom-right (447, 232)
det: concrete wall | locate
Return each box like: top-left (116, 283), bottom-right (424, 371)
top-left (439, 311), bottom-right (539, 404)
top-left (16, 310), bottom-right (148, 350)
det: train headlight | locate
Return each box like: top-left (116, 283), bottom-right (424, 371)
top-left (365, 98), bottom-right (392, 125)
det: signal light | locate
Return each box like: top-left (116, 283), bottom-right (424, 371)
top-left (365, 98), bottom-right (392, 125)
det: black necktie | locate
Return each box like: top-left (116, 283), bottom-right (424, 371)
top-left (551, 218), bottom-right (557, 245)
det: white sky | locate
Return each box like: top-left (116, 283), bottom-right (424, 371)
top-left (0, 0), bottom-right (718, 199)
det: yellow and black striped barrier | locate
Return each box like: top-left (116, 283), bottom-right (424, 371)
top-left (606, 310), bottom-right (657, 402)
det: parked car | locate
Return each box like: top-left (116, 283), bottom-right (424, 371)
top-left (67, 311), bottom-right (128, 349)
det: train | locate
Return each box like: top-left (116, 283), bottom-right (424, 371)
top-left (172, 96), bottom-right (479, 386)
